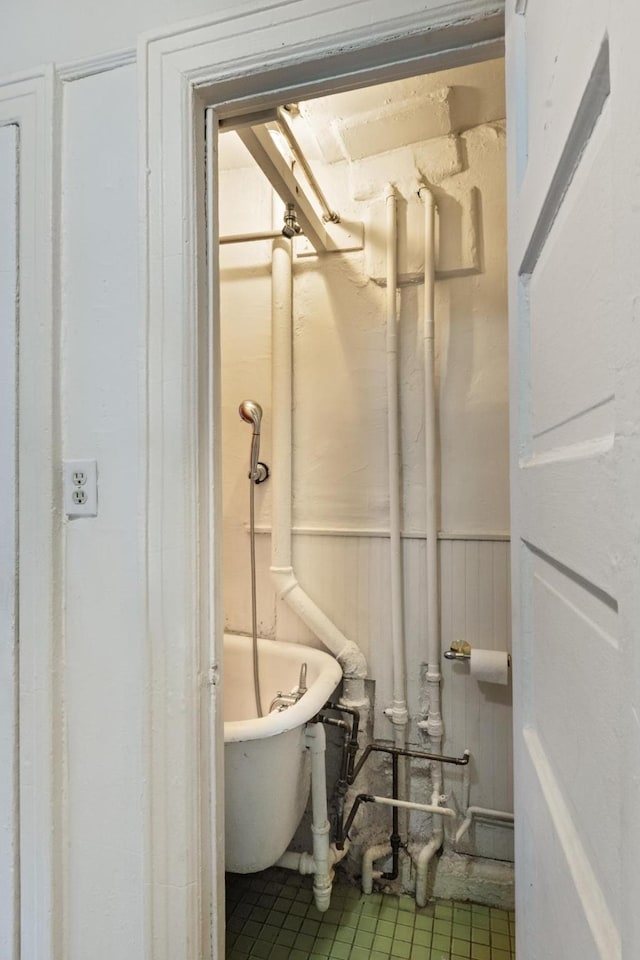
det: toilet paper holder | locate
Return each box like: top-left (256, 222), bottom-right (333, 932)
top-left (444, 642), bottom-right (511, 667)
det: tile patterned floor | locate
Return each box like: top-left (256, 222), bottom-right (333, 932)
top-left (226, 868), bottom-right (516, 960)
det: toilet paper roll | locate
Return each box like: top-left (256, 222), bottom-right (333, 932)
top-left (469, 648), bottom-right (510, 685)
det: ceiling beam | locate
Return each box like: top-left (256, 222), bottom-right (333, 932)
top-left (236, 124), bottom-right (329, 252)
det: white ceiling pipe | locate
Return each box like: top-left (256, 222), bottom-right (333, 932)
top-left (269, 237), bottom-right (368, 705)
top-left (382, 184), bottom-right (409, 743)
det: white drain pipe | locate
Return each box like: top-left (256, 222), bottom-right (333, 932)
top-left (382, 184), bottom-right (409, 741)
top-left (270, 237), bottom-right (368, 706)
top-left (411, 185), bottom-right (446, 908)
top-left (275, 724), bottom-right (349, 911)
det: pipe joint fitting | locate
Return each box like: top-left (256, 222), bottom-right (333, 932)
top-left (384, 704), bottom-right (409, 726)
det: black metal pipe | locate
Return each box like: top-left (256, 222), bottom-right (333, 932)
top-left (381, 752), bottom-right (401, 880)
top-left (350, 742), bottom-right (469, 785)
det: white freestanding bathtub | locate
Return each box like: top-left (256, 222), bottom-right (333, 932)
top-left (223, 633), bottom-right (342, 873)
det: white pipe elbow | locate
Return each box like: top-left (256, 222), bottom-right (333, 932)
top-left (361, 843), bottom-right (392, 895)
top-left (415, 832), bottom-right (443, 908)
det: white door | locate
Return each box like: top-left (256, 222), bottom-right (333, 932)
top-left (0, 122), bottom-right (18, 960)
top-left (506, 2), bottom-right (640, 958)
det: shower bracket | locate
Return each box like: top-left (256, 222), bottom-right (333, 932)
top-left (251, 461), bottom-right (269, 484)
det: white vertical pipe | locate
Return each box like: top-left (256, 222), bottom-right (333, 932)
top-left (362, 187), bottom-right (408, 891)
top-left (269, 238), bottom-right (368, 704)
top-left (421, 186), bottom-right (442, 710)
top-left (413, 185), bottom-right (445, 908)
top-left (307, 724), bottom-right (333, 911)
top-left (383, 184), bottom-right (408, 738)
top-left (271, 237), bottom-right (293, 571)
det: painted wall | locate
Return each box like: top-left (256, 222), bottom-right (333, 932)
top-left (220, 60), bottom-right (512, 866)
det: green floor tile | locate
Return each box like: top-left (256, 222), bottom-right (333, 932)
top-left (354, 929), bottom-right (375, 948)
top-left (451, 938), bottom-right (470, 957)
top-left (470, 944), bottom-right (490, 960)
top-left (289, 901), bottom-right (307, 918)
top-left (432, 933), bottom-right (451, 953)
top-left (396, 911), bottom-right (414, 928)
top-left (234, 935), bottom-right (254, 955)
top-left (248, 943), bottom-right (271, 959)
top-left (334, 925), bottom-right (355, 944)
top-left (225, 871), bottom-right (516, 960)
top-left (328, 942), bottom-right (350, 960)
top-left (390, 940), bottom-right (411, 959)
top-left (375, 935), bottom-right (393, 954)
top-left (312, 938), bottom-right (333, 956)
top-left (296, 933), bottom-right (315, 952)
top-left (274, 929), bottom-right (296, 948)
top-left (412, 928), bottom-right (431, 947)
top-left (351, 948), bottom-right (372, 960)
top-left (492, 932), bottom-right (510, 951)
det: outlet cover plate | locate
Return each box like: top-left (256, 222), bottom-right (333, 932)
top-left (63, 459), bottom-right (98, 518)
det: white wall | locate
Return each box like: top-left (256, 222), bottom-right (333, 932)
top-left (61, 64), bottom-right (145, 958)
top-left (220, 65), bottom-right (512, 862)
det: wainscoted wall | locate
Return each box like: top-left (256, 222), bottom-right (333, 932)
top-left (221, 58), bottom-right (512, 867)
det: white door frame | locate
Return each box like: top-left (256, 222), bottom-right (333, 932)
top-left (0, 68), bottom-right (60, 960)
top-left (139, 3), bottom-right (504, 957)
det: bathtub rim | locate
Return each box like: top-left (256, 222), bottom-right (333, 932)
top-left (223, 633), bottom-right (343, 743)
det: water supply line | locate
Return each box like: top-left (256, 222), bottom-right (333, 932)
top-left (410, 184), bottom-right (446, 908)
top-left (269, 236), bottom-right (368, 707)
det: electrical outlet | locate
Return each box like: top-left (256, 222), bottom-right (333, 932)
top-left (63, 459), bottom-right (98, 518)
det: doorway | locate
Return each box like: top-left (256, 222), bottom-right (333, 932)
top-left (213, 54), bottom-right (512, 957)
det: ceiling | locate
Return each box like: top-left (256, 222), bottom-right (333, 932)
top-left (218, 57), bottom-right (505, 171)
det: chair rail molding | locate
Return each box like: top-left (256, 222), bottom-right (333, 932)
top-left (139, 2), bottom-right (504, 957)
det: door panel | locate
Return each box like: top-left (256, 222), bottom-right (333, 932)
top-left (506, 2), bottom-right (632, 957)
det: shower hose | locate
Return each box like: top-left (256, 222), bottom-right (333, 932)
top-left (249, 473), bottom-right (263, 717)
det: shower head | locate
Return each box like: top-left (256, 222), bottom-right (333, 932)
top-left (239, 400), bottom-right (263, 435)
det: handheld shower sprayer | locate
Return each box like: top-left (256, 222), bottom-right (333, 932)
top-left (239, 400), bottom-right (269, 483)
